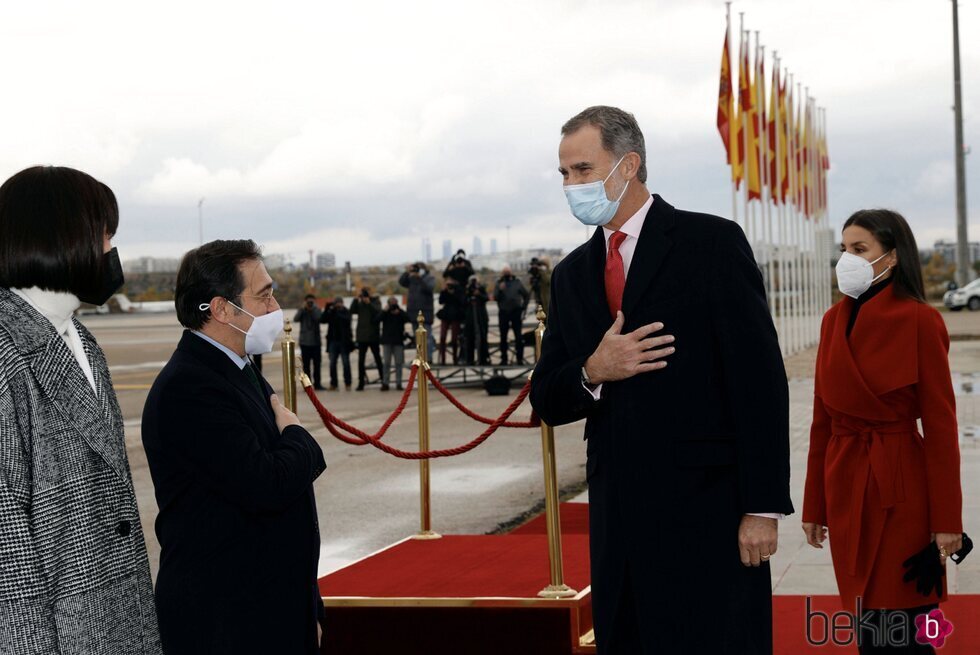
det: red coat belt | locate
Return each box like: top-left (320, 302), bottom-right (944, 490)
top-left (831, 418), bottom-right (918, 575)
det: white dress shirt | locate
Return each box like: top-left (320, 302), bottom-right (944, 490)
top-left (13, 287), bottom-right (97, 393)
top-left (577, 196), bottom-right (784, 521)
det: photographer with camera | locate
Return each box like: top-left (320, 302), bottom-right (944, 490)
top-left (376, 296), bottom-right (412, 391)
top-left (436, 278), bottom-right (465, 365)
top-left (351, 287), bottom-right (383, 391)
top-left (495, 265), bottom-right (530, 365)
top-left (319, 297), bottom-right (354, 390)
top-left (399, 262), bottom-right (436, 357)
top-left (443, 249), bottom-right (474, 287)
top-left (527, 256), bottom-right (551, 316)
top-left (462, 275), bottom-right (490, 366)
top-left (293, 293), bottom-right (324, 390)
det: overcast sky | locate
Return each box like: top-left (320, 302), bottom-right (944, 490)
top-left (2, 0), bottom-right (978, 266)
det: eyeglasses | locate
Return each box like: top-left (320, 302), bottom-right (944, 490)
top-left (242, 290), bottom-right (277, 310)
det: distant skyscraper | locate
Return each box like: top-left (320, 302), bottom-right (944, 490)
top-left (490, 239), bottom-right (498, 255)
top-left (264, 253), bottom-right (288, 270)
top-left (316, 252), bottom-right (336, 270)
top-left (473, 236), bottom-right (483, 256)
top-left (424, 238), bottom-right (432, 263)
top-left (442, 239), bottom-right (452, 261)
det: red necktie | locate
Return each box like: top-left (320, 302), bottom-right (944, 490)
top-left (605, 231), bottom-right (628, 318)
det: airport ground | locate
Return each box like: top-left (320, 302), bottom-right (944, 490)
top-left (86, 306), bottom-right (980, 595)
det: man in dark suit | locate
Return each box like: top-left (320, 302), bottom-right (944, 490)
top-left (530, 106), bottom-right (793, 654)
top-left (142, 239), bottom-right (326, 654)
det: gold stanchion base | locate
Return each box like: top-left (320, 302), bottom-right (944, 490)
top-left (537, 584), bottom-right (578, 599)
top-left (412, 531), bottom-right (443, 540)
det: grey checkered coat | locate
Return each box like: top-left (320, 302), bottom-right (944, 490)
top-left (0, 288), bottom-right (162, 654)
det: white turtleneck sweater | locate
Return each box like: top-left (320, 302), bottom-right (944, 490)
top-left (13, 287), bottom-right (98, 393)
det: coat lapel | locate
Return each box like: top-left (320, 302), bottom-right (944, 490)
top-left (818, 285), bottom-right (918, 421)
top-left (177, 332), bottom-right (278, 434)
top-left (578, 226), bottom-right (614, 337)
top-left (0, 289), bottom-right (129, 480)
top-left (621, 195), bottom-right (675, 318)
top-left (847, 284), bottom-right (919, 397)
top-left (78, 323), bottom-right (124, 439)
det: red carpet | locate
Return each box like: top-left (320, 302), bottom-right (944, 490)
top-left (319, 534), bottom-right (591, 599)
top-left (319, 502), bottom-right (980, 653)
top-left (510, 501), bottom-right (589, 535)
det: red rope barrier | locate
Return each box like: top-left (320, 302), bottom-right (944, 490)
top-left (303, 370), bottom-right (536, 459)
top-left (424, 369), bottom-right (540, 428)
top-left (304, 365), bottom-right (419, 445)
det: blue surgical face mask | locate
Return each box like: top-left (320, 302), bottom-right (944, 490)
top-left (563, 154), bottom-right (629, 226)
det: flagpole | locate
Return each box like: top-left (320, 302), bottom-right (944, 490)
top-left (807, 92), bottom-right (818, 347)
top-left (790, 72), bottom-right (802, 355)
top-left (755, 36), bottom-right (769, 309)
top-left (740, 20), bottom-right (751, 245)
top-left (793, 76), bottom-right (804, 352)
top-left (816, 102), bottom-right (824, 327)
top-left (783, 71), bottom-right (792, 354)
top-left (772, 52), bottom-right (786, 356)
top-left (756, 37), bottom-right (775, 325)
top-left (803, 90), bottom-right (812, 347)
top-left (726, 2), bottom-right (738, 228)
top-left (798, 81), bottom-right (809, 348)
top-left (782, 68), bottom-right (793, 355)
top-left (822, 106), bottom-right (832, 315)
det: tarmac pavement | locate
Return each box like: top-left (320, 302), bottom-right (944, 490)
top-left (82, 307), bottom-right (980, 595)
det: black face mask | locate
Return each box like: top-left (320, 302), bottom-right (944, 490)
top-left (78, 247), bottom-right (125, 306)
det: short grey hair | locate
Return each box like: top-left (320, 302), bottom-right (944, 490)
top-left (561, 106), bottom-right (647, 183)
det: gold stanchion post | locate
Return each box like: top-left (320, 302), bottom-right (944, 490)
top-left (533, 306), bottom-right (577, 599)
top-left (413, 311), bottom-right (441, 540)
top-left (281, 319), bottom-right (298, 413)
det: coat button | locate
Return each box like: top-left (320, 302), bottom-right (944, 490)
top-left (116, 520), bottom-right (131, 537)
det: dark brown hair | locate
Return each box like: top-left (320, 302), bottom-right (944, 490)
top-left (175, 239), bottom-right (263, 330)
top-left (561, 106), bottom-right (647, 183)
top-left (0, 166), bottom-right (119, 297)
top-left (842, 209), bottom-right (926, 303)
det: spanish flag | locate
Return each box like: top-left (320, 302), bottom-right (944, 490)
top-left (794, 95), bottom-right (803, 210)
top-left (768, 60), bottom-right (779, 204)
top-left (717, 25), bottom-right (739, 183)
top-left (779, 72), bottom-right (791, 203)
top-left (802, 99), bottom-right (812, 218)
top-left (749, 43), bottom-right (762, 200)
top-left (818, 112), bottom-right (830, 214)
top-left (737, 32), bottom-right (761, 199)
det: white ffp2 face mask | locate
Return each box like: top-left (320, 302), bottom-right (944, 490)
top-left (201, 301), bottom-right (284, 355)
top-left (835, 251), bottom-right (892, 299)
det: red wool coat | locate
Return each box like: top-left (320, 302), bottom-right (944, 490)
top-left (802, 284), bottom-right (963, 610)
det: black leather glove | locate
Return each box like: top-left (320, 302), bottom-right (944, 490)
top-left (902, 542), bottom-right (945, 599)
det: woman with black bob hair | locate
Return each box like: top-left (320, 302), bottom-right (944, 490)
top-left (803, 209), bottom-right (964, 654)
top-left (0, 166), bottom-right (161, 653)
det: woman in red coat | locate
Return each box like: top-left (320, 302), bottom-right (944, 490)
top-left (802, 209), bottom-right (964, 654)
